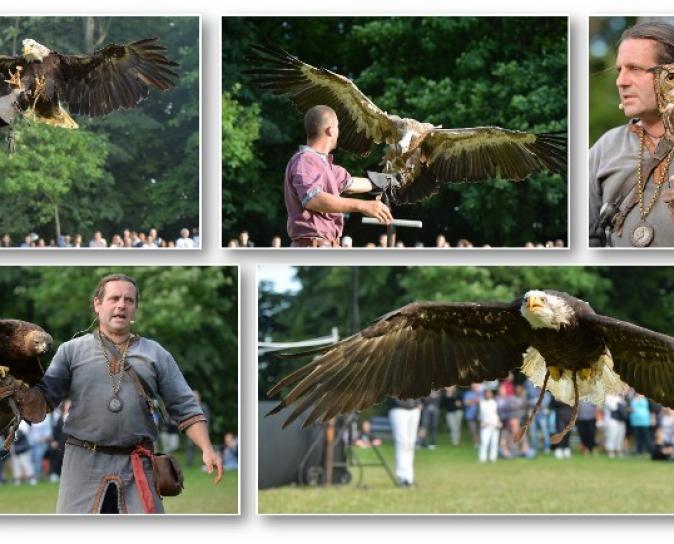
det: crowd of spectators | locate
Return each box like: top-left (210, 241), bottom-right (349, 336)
top-left (0, 401), bottom-right (68, 486)
top-left (361, 375), bottom-right (674, 464)
top-left (1, 227), bottom-right (200, 249)
top-left (228, 231), bottom-right (566, 249)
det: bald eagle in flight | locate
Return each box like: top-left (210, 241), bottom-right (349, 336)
top-left (268, 290), bottom-right (674, 443)
top-left (247, 44), bottom-right (567, 204)
top-left (0, 319), bottom-right (52, 449)
top-left (0, 37), bottom-right (178, 151)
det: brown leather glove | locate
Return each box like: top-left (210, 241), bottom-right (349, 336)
top-left (0, 374), bottom-right (21, 402)
top-left (14, 387), bottom-right (48, 423)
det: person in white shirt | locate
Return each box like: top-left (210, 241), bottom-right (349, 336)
top-left (478, 388), bottom-right (502, 463)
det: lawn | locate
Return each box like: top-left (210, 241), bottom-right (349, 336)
top-left (258, 435), bottom-right (674, 514)
top-left (0, 451), bottom-right (238, 514)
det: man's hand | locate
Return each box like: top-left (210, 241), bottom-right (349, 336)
top-left (203, 447), bottom-right (223, 484)
top-left (359, 199), bottom-right (393, 225)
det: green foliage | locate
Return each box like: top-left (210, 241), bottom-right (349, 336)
top-left (221, 85), bottom-right (268, 239)
top-left (0, 119), bottom-right (114, 239)
top-left (0, 16), bottom-right (199, 242)
top-left (225, 17), bottom-right (568, 246)
top-left (0, 266), bottom-right (238, 437)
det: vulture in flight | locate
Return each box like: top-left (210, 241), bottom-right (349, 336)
top-left (268, 290), bottom-right (674, 443)
top-left (0, 37), bottom-right (178, 152)
top-left (247, 43), bottom-right (567, 204)
top-left (0, 319), bottom-right (52, 449)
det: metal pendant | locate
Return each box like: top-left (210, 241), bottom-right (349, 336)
top-left (108, 396), bottom-right (123, 413)
top-left (631, 220), bottom-right (655, 247)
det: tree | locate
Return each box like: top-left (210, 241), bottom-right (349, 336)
top-left (0, 16), bottom-right (200, 243)
top-left (0, 119), bottom-right (114, 240)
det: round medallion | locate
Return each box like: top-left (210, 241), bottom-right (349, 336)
top-left (631, 221), bottom-right (655, 247)
top-left (108, 396), bottom-right (123, 413)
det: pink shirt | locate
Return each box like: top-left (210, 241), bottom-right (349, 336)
top-left (284, 146), bottom-right (352, 241)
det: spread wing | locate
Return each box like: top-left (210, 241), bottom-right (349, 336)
top-left (420, 128), bottom-right (567, 183)
top-left (246, 43), bottom-right (397, 156)
top-left (583, 313), bottom-right (674, 407)
top-left (0, 319), bottom-right (52, 386)
top-left (267, 300), bottom-right (531, 428)
top-left (57, 37), bottom-right (178, 117)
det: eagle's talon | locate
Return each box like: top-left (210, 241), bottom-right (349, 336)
top-left (32, 75), bottom-right (46, 109)
top-left (0, 365), bottom-right (10, 379)
top-left (4, 67), bottom-right (22, 90)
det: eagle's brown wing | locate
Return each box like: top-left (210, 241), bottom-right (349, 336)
top-left (56, 37), bottom-right (178, 117)
top-left (583, 313), bottom-right (674, 407)
top-left (420, 127), bottom-right (566, 183)
top-left (246, 43), bottom-right (397, 156)
top-left (267, 300), bottom-right (531, 428)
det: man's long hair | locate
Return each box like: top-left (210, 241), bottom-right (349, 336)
top-left (621, 22), bottom-right (674, 64)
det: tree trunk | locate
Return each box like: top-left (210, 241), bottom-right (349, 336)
top-left (53, 200), bottom-right (61, 241)
top-left (84, 17), bottom-right (95, 51)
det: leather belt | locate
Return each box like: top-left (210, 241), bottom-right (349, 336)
top-left (291, 237), bottom-right (340, 248)
top-left (66, 436), bottom-right (153, 455)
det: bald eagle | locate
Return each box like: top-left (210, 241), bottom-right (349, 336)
top-left (268, 290), bottom-right (674, 443)
top-left (247, 43), bottom-right (567, 204)
top-left (0, 37), bottom-right (178, 151)
top-left (0, 319), bottom-right (52, 448)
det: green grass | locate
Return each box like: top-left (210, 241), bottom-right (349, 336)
top-left (0, 452), bottom-right (238, 514)
top-left (259, 435), bottom-right (674, 514)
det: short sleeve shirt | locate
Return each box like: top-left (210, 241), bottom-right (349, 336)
top-left (284, 146), bottom-right (353, 241)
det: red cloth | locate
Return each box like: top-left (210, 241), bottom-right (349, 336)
top-left (130, 444), bottom-right (156, 514)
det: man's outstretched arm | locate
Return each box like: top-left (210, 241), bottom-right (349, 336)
top-left (305, 191), bottom-right (393, 224)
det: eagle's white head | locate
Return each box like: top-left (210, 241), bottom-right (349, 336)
top-left (520, 289), bottom-right (574, 330)
top-left (22, 39), bottom-right (51, 63)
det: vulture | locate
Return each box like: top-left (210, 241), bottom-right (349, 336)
top-left (247, 43), bottom-right (567, 204)
top-left (268, 290), bottom-right (674, 443)
top-left (0, 319), bottom-right (52, 449)
top-left (650, 63), bottom-right (674, 143)
top-left (0, 37), bottom-right (178, 152)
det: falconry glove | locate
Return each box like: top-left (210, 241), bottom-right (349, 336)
top-left (0, 374), bottom-right (48, 424)
top-left (367, 171), bottom-right (401, 202)
top-left (14, 386), bottom-right (47, 423)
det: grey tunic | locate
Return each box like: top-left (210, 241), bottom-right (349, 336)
top-left (589, 121), bottom-right (674, 247)
top-left (36, 333), bottom-right (205, 513)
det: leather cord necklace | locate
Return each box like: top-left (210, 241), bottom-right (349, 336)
top-left (97, 330), bottom-right (132, 413)
top-left (632, 130), bottom-right (674, 247)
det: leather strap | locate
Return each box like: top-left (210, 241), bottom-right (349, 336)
top-left (291, 237), bottom-right (340, 247)
top-left (66, 436), bottom-right (152, 455)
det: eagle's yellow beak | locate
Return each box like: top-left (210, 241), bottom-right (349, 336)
top-left (527, 296), bottom-right (545, 312)
top-left (23, 46), bottom-right (30, 56)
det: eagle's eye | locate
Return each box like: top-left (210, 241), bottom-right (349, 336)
top-left (667, 73), bottom-right (674, 81)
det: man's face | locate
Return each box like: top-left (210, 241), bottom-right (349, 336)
top-left (94, 280), bottom-right (138, 338)
top-left (616, 38), bottom-right (660, 120)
